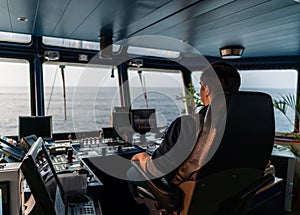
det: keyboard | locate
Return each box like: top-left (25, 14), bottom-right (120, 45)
top-left (67, 195), bottom-right (97, 215)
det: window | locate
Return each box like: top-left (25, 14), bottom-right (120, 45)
top-left (239, 70), bottom-right (297, 133)
top-left (43, 36), bottom-right (100, 50)
top-left (0, 31), bottom-right (31, 43)
top-left (128, 69), bottom-right (184, 127)
top-left (191, 71), bottom-right (202, 94)
top-left (43, 63), bottom-right (120, 133)
top-left (127, 46), bottom-right (180, 59)
top-left (0, 59), bottom-right (30, 135)
top-left (192, 69), bottom-right (297, 133)
top-left (43, 36), bottom-right (121, 52)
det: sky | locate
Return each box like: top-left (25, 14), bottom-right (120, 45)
top-left (0, 60), bottom-right (297, 90)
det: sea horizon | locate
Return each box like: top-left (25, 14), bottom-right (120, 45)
top-left (0, 86), bottom-right (296, 136)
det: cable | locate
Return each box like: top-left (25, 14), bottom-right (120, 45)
top-left (138, 70), bottom-right (149, 109)
top-left (46, 65), bottom-right (59, 115)
top-left (60, 65), bottom-right (67, 120)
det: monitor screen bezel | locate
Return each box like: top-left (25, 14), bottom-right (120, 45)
top-left (21, 137), bottom-right (65, 214)
top-left (130, 109), bottom-right (157, 134)
top-left (18, 116), bottom-right (53, 141)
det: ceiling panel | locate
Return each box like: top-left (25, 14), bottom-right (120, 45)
top-left (192, 1), bottom-right (299, 40)
top-left (0, 0), bottom-right (12, 32)
top-left (6, 0), bottom-right (38, 33)
top-left (34, 0), bottom-right (71, 36)
top-left (126, 0), bottom-right (237, 39)
top-left (51, 0), bottom-right (102, 38)
top-left (114, 0), bottom-right (205, 39)
top-left (154, 0), bottom-right (290, 39)
top-left (128, 0), bottom-right (299, 57)
top-left (70, 0), bottom-right (173, 41)
top-left (0, 0), bottom-right (298, 58)
top-left (187, 4), bottom-right (300, 56)
top-left (68, 0), bottom-right (138, 41)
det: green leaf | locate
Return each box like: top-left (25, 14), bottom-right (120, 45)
top-left (176, 82), bottom-right (204, 111)
top-left (273, 94), bottom-right (300, 133)
top-left (273, 99), bottom-right (287, 114)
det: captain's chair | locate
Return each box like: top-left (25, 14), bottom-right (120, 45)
top-left (132, 91), bottom-right (275, 215)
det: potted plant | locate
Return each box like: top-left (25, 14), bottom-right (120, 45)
top-left (176, 83), bottom-right (203, 114)
top-left (273, 94), bottom-right (300, 140)
top-left (273, 94), bottom-right (300, 199)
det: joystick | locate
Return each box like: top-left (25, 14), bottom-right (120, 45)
top-left (66, 148), bottom-right (74, 163)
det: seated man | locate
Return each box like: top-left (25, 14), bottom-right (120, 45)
top-left (127, 62), bottom-right (241, 201)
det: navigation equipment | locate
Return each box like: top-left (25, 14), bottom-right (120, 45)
top-left (102, 127), bottom-right (122, 140)
top-left (21, 137), bottom-right (65, 214)
top-left (18, 116), bottom-right (52, 141)
top-left (130, 109), bottom-right (157, 134)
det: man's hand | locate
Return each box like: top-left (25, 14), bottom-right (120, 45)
top-left (131, 152), bottom-right (150, 172)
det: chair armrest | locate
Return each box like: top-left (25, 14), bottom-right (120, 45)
top-left (136, 186), bottom-right (156, 200)
top-left (240, 173), bottom-right (274, 200)
top-left (131, 161), bottom-right (183, 212)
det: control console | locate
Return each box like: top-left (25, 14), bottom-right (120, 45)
top-left (72, 141), bottom-right (145, 158)
top-left (47, 144), bottom-right (102, 194)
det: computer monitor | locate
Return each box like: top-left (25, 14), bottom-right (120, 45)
top-left (130, 109), bottom-right (157, 134)
top-left (102, 127), bottom-right (122, 140)
top-left (21, 137), bottom-right (65, 214)
top-left (18, 116), bottom-right (53, 141)
top-left (0, 182), bottom-right (9, 215)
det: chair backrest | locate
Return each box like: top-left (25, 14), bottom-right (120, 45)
top-left (172, 91), bottom-right (275, 184)
top-left (199, 91), bottom-right (275, 176)
top-left (172, 91), bottom-right (275, 214)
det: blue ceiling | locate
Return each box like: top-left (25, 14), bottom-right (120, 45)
top-left (0, 0), bottom-right (299, 58)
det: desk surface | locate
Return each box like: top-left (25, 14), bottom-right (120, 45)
top-left (272, 144), bottom-right (296, 159)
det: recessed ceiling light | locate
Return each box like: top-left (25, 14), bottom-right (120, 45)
top-left (220, 46), bottom-right (245, 59)
top-left (17, 17), bottom-right (29, 22)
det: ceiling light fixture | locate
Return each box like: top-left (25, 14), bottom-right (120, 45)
top-left (78, 54), bottom-right (88, 61)
top-left (219, 46), bottom-right (245, 59)
top-left (44, 51), bottom-right (60, 61)
top-left (17, 17), bottom-right (28, 22)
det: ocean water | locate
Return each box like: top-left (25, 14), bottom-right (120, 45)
top-left (0, 86), bottom-right (185, 136)
top-left (0, 86), bottom-right (296, 136)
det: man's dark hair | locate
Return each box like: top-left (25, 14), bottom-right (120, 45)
top-left (211, 62), bottom-right (241, 92)
top-left (200, 62), bottom-right (241, 95)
